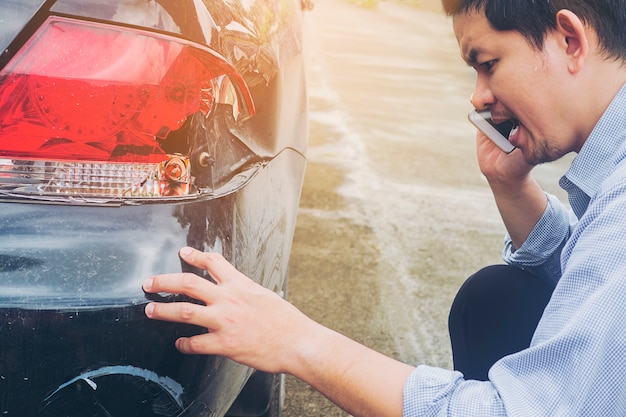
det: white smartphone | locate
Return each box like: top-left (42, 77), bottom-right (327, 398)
top-left (468, 109), bottom-right (516, 153)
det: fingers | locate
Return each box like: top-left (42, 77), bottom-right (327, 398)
top-left (143, 270), bottom-right (215, 303)
top-left (175, 334), bottom-right (221, 356)
top-left (171, 333), bottom-right (234, 358)
top-left (178, 247), bottom-right (241, 285)
top-left (142, 247), bottom-right (242, 330)
top-left (143, 247), bottom-right (236, 299)
top-left (142, 247), bottom-right (257, 358)
top-left (145, 297), bottom-right (218, 329)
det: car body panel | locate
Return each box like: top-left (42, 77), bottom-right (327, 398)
top-left (0, 0), bottom-right (309, 415)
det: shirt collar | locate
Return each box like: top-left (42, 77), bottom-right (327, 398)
top-left (562, 83), bottom-right (626, 199)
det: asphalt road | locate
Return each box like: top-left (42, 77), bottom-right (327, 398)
top-left (283, 1), bottom-right (571, 415)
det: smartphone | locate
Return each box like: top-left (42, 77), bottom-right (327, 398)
top-left (468, 109), bottom-right (516, 153)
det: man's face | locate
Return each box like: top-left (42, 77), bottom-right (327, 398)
top-left (453, 10), bottom-right (579, 164)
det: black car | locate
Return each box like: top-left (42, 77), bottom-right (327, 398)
top-left (0, 0), bottom-right (309, 416)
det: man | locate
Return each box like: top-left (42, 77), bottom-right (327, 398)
top-left (143, 0), bottom-right (626, 415)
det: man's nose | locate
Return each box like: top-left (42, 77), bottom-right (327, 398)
top-left (470, 76), bottom-right (495, 110)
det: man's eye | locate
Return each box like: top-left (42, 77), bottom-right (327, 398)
top-left (481, 60), bottom-right (496, 71)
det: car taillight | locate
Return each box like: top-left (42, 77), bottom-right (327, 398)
top-left (0, 157), bottom-right (190, 198)
top-left (0, 16), bottom-right (254, 199)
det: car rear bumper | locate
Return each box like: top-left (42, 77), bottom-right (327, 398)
top-left (0, 149), bottom-right (305, 416)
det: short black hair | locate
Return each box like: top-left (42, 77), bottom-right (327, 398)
top-left (442, 0), bottom-right (626, 62)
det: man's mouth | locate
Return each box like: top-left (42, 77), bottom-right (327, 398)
top-left (493, 118), bottom-right (519, 141)
top-left (508, 120), bottom-right (521, 145)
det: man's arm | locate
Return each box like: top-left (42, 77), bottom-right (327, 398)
top-left (143, 247), bottom-right (415, 417)
top-left (489, 174), bottom-right (548, 249)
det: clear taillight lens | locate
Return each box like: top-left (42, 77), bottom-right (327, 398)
top-left (0, 157), bottom-right (190, 198)
top-left (0, 16), bottom-right (254, 199)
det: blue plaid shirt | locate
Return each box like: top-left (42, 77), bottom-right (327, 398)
top-left (403, 83), bottom-right (626, 416)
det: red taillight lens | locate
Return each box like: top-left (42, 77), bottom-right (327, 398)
top-left (0, 16), bottom-right (254, 164)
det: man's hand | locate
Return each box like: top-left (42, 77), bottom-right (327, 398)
top-left (143, 247), bottom-right (315, 374)
top-left (476, 132), bottom-right (533, 185)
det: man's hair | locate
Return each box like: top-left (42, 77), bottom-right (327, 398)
top-left (442, 0), bottom-right (626, 62)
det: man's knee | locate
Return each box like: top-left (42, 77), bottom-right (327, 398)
top-left (448, 265), bottom-right (554, 380)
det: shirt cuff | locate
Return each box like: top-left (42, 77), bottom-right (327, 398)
top-left (403, 365), bottom-right (463, 416)
top-left (403, 366), bottom-right (508, 416)
top-left (502, 192), bottom-right (572, 269)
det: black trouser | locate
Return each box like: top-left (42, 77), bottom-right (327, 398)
top-left (448, 265), bottom-right (556, 381)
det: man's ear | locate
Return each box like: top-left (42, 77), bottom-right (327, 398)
top-left (555, 10), bottom-right (589, 74)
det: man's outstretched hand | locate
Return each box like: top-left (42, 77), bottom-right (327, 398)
top-left (143, 246), bottom-right (315, 374)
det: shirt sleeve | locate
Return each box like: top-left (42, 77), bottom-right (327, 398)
top-left (501, 192), bottom-right (575, 285)
top-left (402, 366), bottom-right (507, 416)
